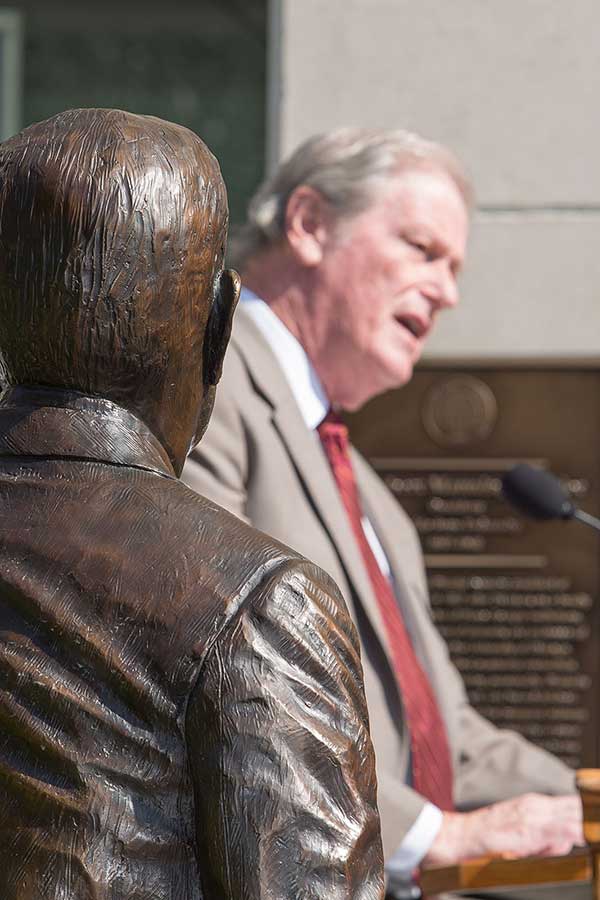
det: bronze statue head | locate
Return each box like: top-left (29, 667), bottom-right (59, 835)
top-left (0, 108), bottom-right (239, 475)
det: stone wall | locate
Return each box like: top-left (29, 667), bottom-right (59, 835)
top-left (269, 0), bottom-right (600, 359)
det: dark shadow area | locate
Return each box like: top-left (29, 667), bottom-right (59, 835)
top-left (11, 0), bottom-right (266, 223)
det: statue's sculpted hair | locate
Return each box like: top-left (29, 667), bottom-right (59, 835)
top-left (0, 107), bottom-right (228, 414)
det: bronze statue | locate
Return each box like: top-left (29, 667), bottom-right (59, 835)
top-left (0, 109), bottom-right (384, 899)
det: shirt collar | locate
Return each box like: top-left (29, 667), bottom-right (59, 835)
top-left (240, 287), bottom-right (329, 429)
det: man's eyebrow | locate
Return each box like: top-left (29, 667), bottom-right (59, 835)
top-left (431, 232), bottom-right (465, 273)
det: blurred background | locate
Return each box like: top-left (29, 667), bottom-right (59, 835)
top-left (0, 0), bottom-right (266, 225)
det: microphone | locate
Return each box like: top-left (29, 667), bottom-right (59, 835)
top-left (502, 464), bottom-right (600, 533)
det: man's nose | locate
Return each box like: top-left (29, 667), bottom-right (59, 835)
top-left (427, 259), bottom-right (460, 310)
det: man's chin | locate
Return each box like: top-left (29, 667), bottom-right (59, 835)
top-left (387, 361), bottom-right (416, 392)
top-left (342, 376), bottom-right (412, 413)
top-left (332, 355), bottom-right (417, 411)
top-left (381, 346), bottom-right (418, 387)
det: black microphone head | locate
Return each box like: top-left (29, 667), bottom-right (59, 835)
top-left (502, 464), bottom-right (575, 520)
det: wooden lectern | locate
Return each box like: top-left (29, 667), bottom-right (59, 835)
top-left (420, 769), bottom-right (600, 897)
top-left (577, 769), bottom-right (600, 900)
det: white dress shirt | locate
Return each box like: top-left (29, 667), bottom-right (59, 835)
top-left (240, 289), bottom-right (443, 878)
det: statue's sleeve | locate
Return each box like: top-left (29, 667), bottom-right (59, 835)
top-left (186, 557), bottom-right (384, 899)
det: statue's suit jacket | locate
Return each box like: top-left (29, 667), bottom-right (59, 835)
top-left (183, 306), bottom-right (575, 861)
top-left (0, 386), bottom-right (384, 900)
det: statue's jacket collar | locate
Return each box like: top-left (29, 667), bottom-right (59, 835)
top-left (0, 386), bottom-right (175, 479)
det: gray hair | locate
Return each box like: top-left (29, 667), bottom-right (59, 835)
top-left (231, 127), bottom-right (472, 268)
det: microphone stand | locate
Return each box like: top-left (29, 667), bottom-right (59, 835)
top-left (573, 508), bottom-right (600, 533)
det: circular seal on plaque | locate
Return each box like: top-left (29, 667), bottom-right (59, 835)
top-left (422, 375), bottom-right (498, 447)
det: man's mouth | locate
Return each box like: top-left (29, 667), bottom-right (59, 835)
top-left (395, 314), bottom-right (428, 340)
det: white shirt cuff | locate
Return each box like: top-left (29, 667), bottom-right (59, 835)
top-left (386, 803), bottom-right (443, 879)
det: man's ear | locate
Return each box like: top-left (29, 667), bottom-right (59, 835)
top-left (285, 185), bottom-right (334, 267)
top-left (202, 268), bottom-right (241, 386)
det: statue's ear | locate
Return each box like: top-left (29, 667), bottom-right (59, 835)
top-left (202, 268), bottom-right (240, 386)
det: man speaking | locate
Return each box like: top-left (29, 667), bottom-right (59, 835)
top-left (183, 128), bottom-right (582, 893)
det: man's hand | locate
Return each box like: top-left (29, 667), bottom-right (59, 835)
top-left (424, 793), bottom-right (583, 867)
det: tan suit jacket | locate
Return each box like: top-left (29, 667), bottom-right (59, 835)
top-left (183, 306), bottom-right (575, 861)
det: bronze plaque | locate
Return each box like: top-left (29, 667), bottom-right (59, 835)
top-left (346, 365), bottom-right (600, 768)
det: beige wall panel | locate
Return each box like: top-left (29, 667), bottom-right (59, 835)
top-left (278, 0), bottom-right (600, 206)
top-left (424, 214), bottom-right (600, 359)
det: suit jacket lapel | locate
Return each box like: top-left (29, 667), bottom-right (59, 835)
top-left (231, 308), bottom-right (386, 636)
top-left (351, 457), bottom-right (420, 668)
top-left (358, 466), bottom-right (436, 676)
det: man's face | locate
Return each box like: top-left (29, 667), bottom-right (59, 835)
top-left (313, 167), bottom-right (469, 410)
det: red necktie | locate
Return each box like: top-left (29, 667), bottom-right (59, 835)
top-left (318, 412), bottom-right (454, 810)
